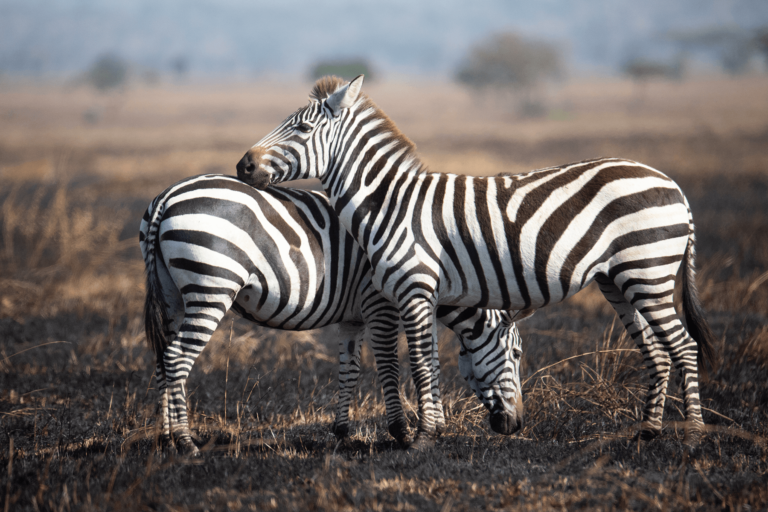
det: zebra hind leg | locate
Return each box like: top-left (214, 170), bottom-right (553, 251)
top-left (154, 363), bottom-right (172, 452)
top-left (633, 294), bottom-right (706, 445)
top-left (431, 323), bottom-right (446, 435)
top-left (163, 298), bottom-right (232, 456)
top-left (596, 275), bottom-right (672, 440)
top-left (601, 270), bottom-right (707, 444)
top-left (148, 275), bottom-right (183, 454)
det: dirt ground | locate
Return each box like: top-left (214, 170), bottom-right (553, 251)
top-left (1, 75), bottom-right (767, 511)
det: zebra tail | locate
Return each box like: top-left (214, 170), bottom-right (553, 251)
top-left (681, 225), bottom-right (717, 378)
top-left (143, 201), bottom-right (171, 367)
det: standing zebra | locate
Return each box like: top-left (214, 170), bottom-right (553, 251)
top-left (236, 75), bottom-right (716, 448)
top-left (141, 174), bottom-right (523, 455)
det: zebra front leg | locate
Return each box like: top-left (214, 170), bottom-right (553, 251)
top-left (399, 295), bottom-right (439, 450)
top-left (360, 291), bottom-right (410, 444)
top-left (596, 276), bottom-right (671, 440)
top-left (331, 324), bottom-right (364, 440)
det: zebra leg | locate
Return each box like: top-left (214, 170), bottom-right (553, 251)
top-left (635, 304), bottom-right (705, 444)
top-left (155, 363), bottom-right (172, 450)
top-left (163, 298), bottom-right (232, 456)
top-left (610, 271), bottom-right (705, 444)
top-left (331, 324), bottom-right (364, 439)
top-left (152, 276), bottom-right (183, 453)
top-left (596, 276), bottom-right (671, 439)
top-left (360, 291), bottom-right (410, 444)
top-left (431, 323), bottom-right (446, 435)
top-left (398, 295), bottom-right (439, 449)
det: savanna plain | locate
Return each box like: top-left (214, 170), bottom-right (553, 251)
top-left (0, 76), bottom-right (767, 511)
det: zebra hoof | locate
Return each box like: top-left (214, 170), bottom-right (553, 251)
top-left (157, 435), bottom-right (178, 458)
top-left (388, 419), bottom-right (411, 445)
top-left (177, 437), bottom-right (200, 457)
top-left (635, 428), bottom-right (660, 442)
top-left (407, 434), bottom-right (435, 453)
top-left (684, 426), bottom-right (704, 447)
top-left (331, 421), bottom-right (349, 440)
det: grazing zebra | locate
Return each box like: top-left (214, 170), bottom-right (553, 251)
top-left (236, 75), bottom-right (716, 448)
top-left (140, 174), bottom-right (522, 455)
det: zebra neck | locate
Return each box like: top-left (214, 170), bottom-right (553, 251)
top-left (321, 101), bottom-right (425, 232)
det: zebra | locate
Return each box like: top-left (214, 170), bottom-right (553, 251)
top-left (140, 173), bottom-right (523, 455)
top-left (236, 75), bottom-right (716, 449)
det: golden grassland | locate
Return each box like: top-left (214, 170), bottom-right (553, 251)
top-left (0, 75), bottom-right (767, 510)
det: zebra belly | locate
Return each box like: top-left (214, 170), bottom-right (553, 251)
top-left (231, 278), bottom-right (361, 330)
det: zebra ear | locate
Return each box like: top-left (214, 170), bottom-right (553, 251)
top-left (326, 75), bottom-right (364, 115)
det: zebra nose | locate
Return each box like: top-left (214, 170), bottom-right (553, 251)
top-left (489, 409), bottom-right (523, 435)
top-left (489, 398), bottom-right (523, 435)
top-left (236, 153), bottom-right (256, 178)
top-left (236, 149), bottom-right (271, 189)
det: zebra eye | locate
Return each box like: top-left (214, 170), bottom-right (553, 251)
top-left (512, 348), bottom-right (522, 360)
top-left (295, 122), bottom-right (313, 133)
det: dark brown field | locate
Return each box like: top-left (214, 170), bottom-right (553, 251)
top-left (1, 76), bottom-right (767, 511)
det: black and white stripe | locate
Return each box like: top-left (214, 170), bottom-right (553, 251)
top-left (237, 75), bottom-right (716, 447)
top-left (141, 174), bottom-right (521, 454)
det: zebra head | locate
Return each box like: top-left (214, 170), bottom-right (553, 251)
top-left (237, 75), bottom-right (365, 188)
top-left (455, 310), bottom-right (531, 436)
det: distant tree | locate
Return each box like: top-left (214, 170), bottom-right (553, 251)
top-left (721, 42), bottom-right (754, 75)
top-left (623, 57), bottom-right (684, 82)
top-left (141, 68), bottom-right (161, 86)
top-left (667, 27), bottom-right (757, 75)
top-left (170, 56), bottom-right (189, 78)
top-left (755, 28), bottom-right (768, 67)
top-left (311, 59), bottom-right (373, 81)
top-left (455, 33), bottom-right (563, 117)
top-left (87, 54), bottom-right (128, 91)
top-left (622, 56), bottom-right (685, 108)
top-left (456, 33), bottom-right (563, 91)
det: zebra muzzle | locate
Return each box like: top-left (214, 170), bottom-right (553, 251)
top-left (489, 401), bottom-right (523, 435)
top-left (236, 148), bottom-right (271, 189)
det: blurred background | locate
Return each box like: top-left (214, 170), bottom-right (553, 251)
top-left (1, 2), bottom-right (768, 508)
top-left (3, 0), bottom-right (768, 80)
top-left (2, 0), bottom-right (767, 181)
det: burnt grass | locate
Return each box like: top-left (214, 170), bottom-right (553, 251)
top-left (1, 134), bottom-right (768, 511)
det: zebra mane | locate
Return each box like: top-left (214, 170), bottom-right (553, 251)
top-left (309, 76), bottom-right (420, 160)
top-left (309, 75), bottom-right (348, 101)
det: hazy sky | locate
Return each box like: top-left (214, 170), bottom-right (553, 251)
top-left (2, 0), bottom-right (767, 79)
